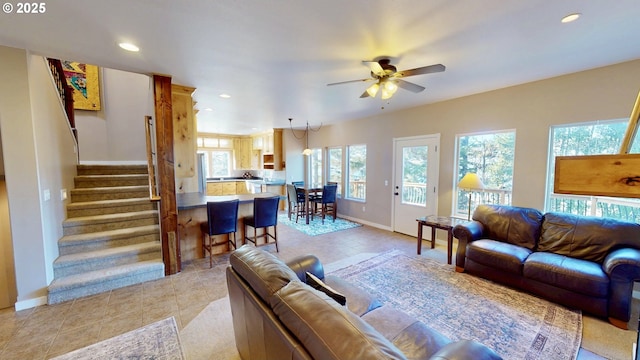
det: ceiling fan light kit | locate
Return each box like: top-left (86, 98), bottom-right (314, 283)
top-left (328, 58), bottom-right (445, 100)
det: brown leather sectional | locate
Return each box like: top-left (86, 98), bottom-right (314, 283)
top-left (226, 245), bottom-right (502, 359)
top-left (453, 204), bottom-right (640, 329)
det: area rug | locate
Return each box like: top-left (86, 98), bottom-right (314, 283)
top-left (52, 317), bottom-right (184, 359)
top-left (330, 250), bottom-right (582, 360)
top-left (278, 213), bottom-right (361, 236)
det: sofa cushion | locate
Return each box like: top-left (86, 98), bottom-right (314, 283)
top-left (324, 275), bottom-right (383, 316)
top-left (229, 245), bottom-right (299, 302)
top-left (523, 252), bottom-right (609, 298)
top-left (306, 272), bottom-right (346, 306)
top-left (466, 239), bottom-right (532, 274)
top-left (539, 212), bottom-right (640, 263)
top-left (473, 205), bottom-right (543, 250)
top-left (271, 281), bottom-right (407, 360)
top-left (362, 305), bottom-right (450, 360)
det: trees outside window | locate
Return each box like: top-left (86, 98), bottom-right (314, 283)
top-left (347, 144), bottom-right (366, 201)
top-left (546, 119), bottom-right (640, 221)
top-left (309, 148), bottom-right (323, 188)
top-left (328, 147), bottom-right (343, 196)
top-left (453, 130), bottom-right (515, 218)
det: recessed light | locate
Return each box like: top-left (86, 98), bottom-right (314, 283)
top-left (118, 42), bottom-right (140, 52)
top-left (219, 94), bottom-right (231, 99)
top-left (561, 13), bottom-right (581, 23)
top-left (204, 108), bottom-right (213, 111)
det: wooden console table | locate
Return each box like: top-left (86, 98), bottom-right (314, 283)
top-left (416, 216), bottom-right (468, 265)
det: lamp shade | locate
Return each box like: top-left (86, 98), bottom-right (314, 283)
top-left (457, 173), bottom-right (485, 190)
top-left (302, 148), bottom-right (312, 156)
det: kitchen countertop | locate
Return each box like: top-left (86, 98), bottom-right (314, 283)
top-left (177, 192), bottom-right (283, 210)
top-left (207, 177), bottom-right (285, 185)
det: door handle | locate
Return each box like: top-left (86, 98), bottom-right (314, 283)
top-left (394, 192), bottom-right (399, 196)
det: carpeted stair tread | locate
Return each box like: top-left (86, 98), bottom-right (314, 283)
top-left (63, 209), bottom-right (158, 227)
top-left (77, 164), bottom-right (149, 175)
top-left (49, 259), bottom-right (164, 290)
top-left (67, 197), bottom-right (153, 209)
top-left (59, 224), bottom-right (160, 245)
top-left (54, 242), bottom-right (161, 267)
top-left (70, 185), bottom-right (150, 194)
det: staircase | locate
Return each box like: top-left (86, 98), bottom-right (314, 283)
top-left (47, 164), bottom-right (165, 304)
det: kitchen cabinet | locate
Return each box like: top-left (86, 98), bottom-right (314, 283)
top-left (236, 181), bottom-right (250, 195)
top-left (234, 137), bottom-right (253, 170)
top-left (262, 128), bottom-right (284, 170)
top-left (206, 182), bottom-right (223, 196)
top-left (172, 84), bottom-right (196, 178)
top-left (222, 182), bottom-right (236, 195)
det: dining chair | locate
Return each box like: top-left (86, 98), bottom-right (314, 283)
top-left (200, 199), bottom-right (240, 268)
top-left (311, 183), bottom-right (337, 224)
top-left (243, 195), bottom-right (280, 252)
top-left (286, 184), bottom-right (305, 223)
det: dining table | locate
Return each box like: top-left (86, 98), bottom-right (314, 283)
top-left (298, 186), bottom-right (323, 224)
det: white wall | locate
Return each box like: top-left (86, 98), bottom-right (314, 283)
top-left (306, 59), bottom-right (640, 228)
top-left (28, 55), bottom-right (78, 284)
top-left (0, 47), bottom-right (78, 307)
top-left (75, 68), bottom-right (150, 163)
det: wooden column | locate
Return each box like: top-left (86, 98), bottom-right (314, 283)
top-left (153, 74), bottom-right (181, 275)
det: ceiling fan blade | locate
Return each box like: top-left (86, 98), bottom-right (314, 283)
top-left (396, 79), bottom-right (425, 93)
top-left (327, 78), bottom-right (374, 86)
top-left (395, 64), bottom-right (445, 78)
top-left (362, 61), bottom-right (385, 77)
top-left (359, 90), bottom-right (370, 98)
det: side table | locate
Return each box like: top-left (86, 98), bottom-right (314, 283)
top-left (416, 216), bottom-right (468, 265)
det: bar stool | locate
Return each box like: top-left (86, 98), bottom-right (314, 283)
top-left (200, 199), bottom-right (240, 268)
top-left (243, 195), bottom-right (280, 252)
top-left (286, 184), bottom-right (305, 223)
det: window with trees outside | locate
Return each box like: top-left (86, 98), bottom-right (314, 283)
top-left (454, 130), bottom-right (515, 218)
top-left (309, 148), bottom-right (323, 188)
top-left (546, 119), bottom-right (640, 221)
top-left (197, 135), bottom-right (233, 178)
top-left (347, 144), bottom-right (366, 201)
top-left (328, 147), bottom-right (343, 196)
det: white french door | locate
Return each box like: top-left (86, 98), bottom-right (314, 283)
top-left (392, 135), bottom-right (440, 236)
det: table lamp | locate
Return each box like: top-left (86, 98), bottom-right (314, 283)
top-left (457, 173), bottom-right (485, 220)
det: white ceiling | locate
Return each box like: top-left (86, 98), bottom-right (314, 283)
top-left (1, 1), bottom-right (639, 134)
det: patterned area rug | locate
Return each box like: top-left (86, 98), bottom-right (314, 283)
top-left (278, 213), bottom-right (361, 236)
top-left (52, 317), bottom-right (184, 359)
top-left (330, 250), bottom-right (582, 360)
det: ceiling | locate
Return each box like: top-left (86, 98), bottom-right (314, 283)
top-left (1, 1), bottom-right (639, 135)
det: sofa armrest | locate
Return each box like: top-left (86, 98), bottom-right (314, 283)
top-left (452, 221), bottom-right (485, 271)
top-left (603, 248), bottom-right (640, 325)
top-left (429, 340), bottom-right (502, 360)
top-left (286, 254), bottom-right (325, 282)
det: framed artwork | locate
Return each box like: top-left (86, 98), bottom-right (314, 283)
top-left (62, 61), bottom-right (101, 110)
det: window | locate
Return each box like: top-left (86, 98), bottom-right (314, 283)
top-left (453, 130), bottom-right (516, 218)
top-left (546, 119), bottom-right (640, 221)
top-left (197, 134), bottom-right (233, 178)
top-left (346, 144), bottom-right (366, 201)
top-left (327, 147), bottom-right (343, 196)
top-left (309, 148), bottom-right (323, 188)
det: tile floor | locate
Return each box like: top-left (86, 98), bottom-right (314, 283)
top-left (0, 220), bottom-right (426, 359)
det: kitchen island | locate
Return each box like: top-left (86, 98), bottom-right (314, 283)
top-left (177, 192), bottom-right (282, 261)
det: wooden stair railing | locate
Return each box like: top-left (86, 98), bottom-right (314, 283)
top-left (145, 115), bottom-right (161, 201)
top-left (46, 58), bottom-right (77, 143)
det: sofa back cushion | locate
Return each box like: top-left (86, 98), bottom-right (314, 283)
top-left (539, 212), bottom-right (640, 263)
top-left (271, 281), bottom-right (407, 360)
top-left (473, 205), bottom-right (543, 250)
top-left (229, 245), bottom-right (299, 302)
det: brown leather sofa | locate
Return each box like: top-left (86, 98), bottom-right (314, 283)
top-left (226, 245), bottom-right (502, 360)
top-left (453, 204), bottom-right (640, 329)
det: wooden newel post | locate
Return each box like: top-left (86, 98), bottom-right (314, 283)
top-left (153, 74), bottom-right (181, 275)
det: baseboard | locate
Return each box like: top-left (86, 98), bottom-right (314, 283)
top-left (338, 214), bottom-right (392, 231)
top-left (14, 296), bottom-right (47, 311)
top-left (79, 160), bottom-right (147, 165)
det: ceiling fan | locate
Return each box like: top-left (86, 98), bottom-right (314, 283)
top-left (327, 59), bottom-right (445, 99)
